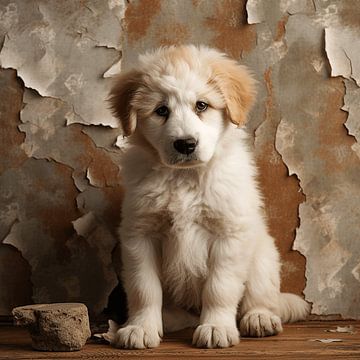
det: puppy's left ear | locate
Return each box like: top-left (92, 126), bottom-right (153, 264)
top-left (210, 59), bottom-right (256, 127)
top-left (108, 70), bottom-right (143, 137)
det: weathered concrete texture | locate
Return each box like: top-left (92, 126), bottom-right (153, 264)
top-left (241, 0), bottom-right (360, 319)
top-left (343, 81), bottom-right (360, 160)
top-left (122, 0), bottom-right (256, 67)
top-left (0, 68), bottom-right (33, 314)
top-left (0, 245), bottom-right (32, 315)
top-left (0, 0), bottom-right (125, 317)
top-left (325, 24), bottom-right (360, 161)
top-left (274, 4), bottom-right (360, 318)
top-left (13, 303), bottom-right (91, 351)
top-left (325, 27), bottom-right (360, 86)
top-left (0, 69), bottom-right (26, 175)
top-left (0, 0), bottom-right (124, 127)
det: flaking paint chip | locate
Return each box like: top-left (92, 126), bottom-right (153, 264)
top-left (325, 325), bottom-right (356, 334)
top-left (325, 27), bottom-right (360, 86)
top-left (310, 338), bottom-right (343, 343)
top-left (72, 212), bottom-right (97, 238)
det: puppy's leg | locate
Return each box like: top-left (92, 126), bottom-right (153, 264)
top-left (239, 233), bottom-right (292, 337)
top-left (193, 237), bottom-right (248, 348)
top-left (113, 221), bottom-right (163, 349)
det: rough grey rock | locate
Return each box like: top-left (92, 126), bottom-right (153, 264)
top-left (12, 303), bottom-right (91, 351)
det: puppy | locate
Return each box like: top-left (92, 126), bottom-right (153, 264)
top-left (107, 45), bottom-right (309, 349)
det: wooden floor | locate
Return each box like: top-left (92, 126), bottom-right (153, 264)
top-left (0, 321), bottom-right (359, 359)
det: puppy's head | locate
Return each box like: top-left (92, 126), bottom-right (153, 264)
top-left (109, 45), bottom-right (256, 168)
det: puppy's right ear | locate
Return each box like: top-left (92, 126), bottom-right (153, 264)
top-left (108, 70), bottom-right (143, 137)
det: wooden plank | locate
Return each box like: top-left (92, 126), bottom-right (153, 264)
top-left (0, 321), bottom-right (359, 359)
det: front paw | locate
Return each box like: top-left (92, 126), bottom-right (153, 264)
top-left (240, 309), bottom-right (283, 337)
top-left (192, 324), bottom-right (240, 348)
top-left (113, 325), bottom-right (161, 349)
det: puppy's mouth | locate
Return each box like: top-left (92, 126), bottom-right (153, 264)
top-left (163, 154), bottom-right (204, 169)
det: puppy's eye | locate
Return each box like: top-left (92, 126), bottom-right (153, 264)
top-left (155, 105), bottom-right (170, 117)
top-left (195, 101), bottom-right (208, 112)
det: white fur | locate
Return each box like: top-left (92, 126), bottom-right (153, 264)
top-left (109, 45), bottom-right (310, 349)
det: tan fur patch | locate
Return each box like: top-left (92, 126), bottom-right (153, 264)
top-left (209, 59), bottom-right (256, 127)
top-left (108, 70), bottom-right (143, 136)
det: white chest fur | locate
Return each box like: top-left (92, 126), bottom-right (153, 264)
top-left (121, 133), bottom-right (262, 311)
top-left (160, 173), bottom-right (212, 310)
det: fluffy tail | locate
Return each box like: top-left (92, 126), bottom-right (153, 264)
top-left (278, 293), bottom-right (311, 323)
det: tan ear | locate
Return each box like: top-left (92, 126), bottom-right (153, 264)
top-left (210, 59), bottom-right (256, 127)
top-left (108, 70), bottom-right (143, 137)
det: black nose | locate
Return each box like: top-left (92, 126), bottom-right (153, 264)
top-left (173, 138), bottom-right (197, 155)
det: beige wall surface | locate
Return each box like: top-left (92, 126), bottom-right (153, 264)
top-left (0, 0), bottom-right (359, 320)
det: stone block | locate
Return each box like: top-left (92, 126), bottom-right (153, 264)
top-left (12, 303), bottom-right (91, 351)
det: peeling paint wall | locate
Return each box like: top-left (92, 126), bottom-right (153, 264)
top-left (0, 0), bottom-right (125, 319)
top-left (0, 0), bottom-right (359, 320)
top-left (246, 0), bottom-right (360, 319)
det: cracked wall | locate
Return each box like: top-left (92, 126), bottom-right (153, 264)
top-left (0, 0), bottom-right (125, 319)
top-left (0, 0), bottom-right (359, 320)
top-left (246, 0), bottom-right (360, 318)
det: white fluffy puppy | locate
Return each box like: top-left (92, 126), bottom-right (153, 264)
top-left (108, 45), bottom-right (309, 349)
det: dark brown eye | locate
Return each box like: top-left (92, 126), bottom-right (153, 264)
top-left (196, 101), bottom-right (208, 112)
top-left (155, 105), bottom-right (170, 117)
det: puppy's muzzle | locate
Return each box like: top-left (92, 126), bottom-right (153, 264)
top-left (173, 138), bottom-right (198, 155)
